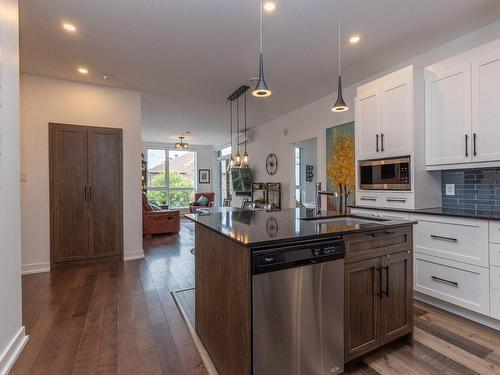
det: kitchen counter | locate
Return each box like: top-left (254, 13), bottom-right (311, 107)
top-left (185, 207), bottom-right (417, 247)
top-left (349, 205), bottom-right (500, 221)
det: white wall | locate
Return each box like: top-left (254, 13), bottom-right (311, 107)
top-left (0, 0), bottom-right (27, 373)
top-left (142, 142), bottom-right (215, 194)
top-left (248, 19), bottom-right (500, 208)
top-left (20, 74), bottom-right (144, 272)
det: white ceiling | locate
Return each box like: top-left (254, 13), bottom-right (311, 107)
top-left (20, 0), bottom-right (500, 146)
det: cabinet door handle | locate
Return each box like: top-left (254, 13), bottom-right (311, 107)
top-left (376, 134), bottom-right (379, 152)
top-left (383, 265), bottom-right (389, 297)
top-left (431, 275), bottom-right (458, 287)
top-left (360, 197), bottom-right (377, 201)
top-left (430, 234), bottom-right (458, 243)
top-left (381, 133), bottom-right (385, 152)
top-left (376, 267), bottom-right (384, 299)
top-left (473, 133), bottom-right (477, 157)
top-left (465, 134), bottom-right (469, 157)
top-left (84, 186), bottom-right (87, 202)
top-left (386, 198), bottom-right (406, 203)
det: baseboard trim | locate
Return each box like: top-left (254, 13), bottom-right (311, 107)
top-left (124, 249), bottom-right (145, 261)
top-left (21, 262), bottom-right (50, 275)
top-left (415, 292), bottom-right (500, 331)
top-left (0, 326), bottom-right (28, 375)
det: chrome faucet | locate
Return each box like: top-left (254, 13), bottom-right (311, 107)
top-left (315, 182), bottom-right (339, 215)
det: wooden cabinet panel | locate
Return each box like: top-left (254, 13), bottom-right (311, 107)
top-left (344, 257), bottom-right (381, 361)
top-left (49, 123), bottom-right (123, 268)
top-left (88, 128), bottom-right (123, 258)
top-left (50, 124), bottom-right (88, 264)
top-left (380, 251), bottom-right (413, 344)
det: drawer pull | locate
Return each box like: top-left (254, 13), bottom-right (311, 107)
top-left (431, 275), bottom-right (458, 287)
top-left (360, 197), bottom-right (377, 201)
top-left (369, 231), bottom-right (395, 238)
top-left (386, 198), bottom-right (407, 203)
top-left (430, 234), bottom-right (458, 243)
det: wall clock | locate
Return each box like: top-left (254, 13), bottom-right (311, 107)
top-left (266, 153), bottom-right (278, 175)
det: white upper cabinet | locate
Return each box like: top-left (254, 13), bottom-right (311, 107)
top-left (425, 39), bottom-right (500, 169)
top-left (425, 64), bottom-right (472, 166)
top-left (380, 78), bottom-right (412, 157)
top-left (472, 52), bottom-right (500, 163)
top-left (356, 90), bottom-right (381, 160)
top-left (356, 69), bottom-right (413, 161)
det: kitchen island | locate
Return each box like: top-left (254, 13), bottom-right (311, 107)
top-left (186, 208), bottom-right (416, 375)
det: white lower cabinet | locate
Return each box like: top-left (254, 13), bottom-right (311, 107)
top-left (489, 221), bottom-right (500, 244)
top-left (491, 289), bottom-right (500, 320)
top-left (491, 243), bottom-right (500, 268)
top-left (413, 214), bottom-right (488, 267)
top-left (355, 192), bottom-right (383, 207)
top-left (382, 192), bottom-right (414, 210)
top-left (415, 253), bottom-right (490, 315)
top-left (491, 266), bottom-right (500, 290)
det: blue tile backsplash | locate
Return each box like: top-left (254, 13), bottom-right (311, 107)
top-left (441, 168), bottom-right (500, 211)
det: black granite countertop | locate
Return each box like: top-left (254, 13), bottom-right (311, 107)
top-left (185, 208), bottom-right (416, 247)
top-left (349, 205), bottom-right (500, 221)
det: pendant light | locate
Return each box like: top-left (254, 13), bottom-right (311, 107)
top-left (252, 0), bottom-right (271, 97)
top-left (175, 135), bottom-right (189, 150)
top-left (332, 0), bottom-right (348, 112)
top-left (235, 98), bottom-right (241, 165)
top-left (242, 92), bottom-right (249, 167)
top-left (229, 101), bottom-right (235, 169)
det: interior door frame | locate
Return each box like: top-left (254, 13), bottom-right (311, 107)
top-left (49, 122), bottom-right (124, 270)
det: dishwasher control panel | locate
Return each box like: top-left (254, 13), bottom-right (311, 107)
top-left (252, 239), bottom-right (345, 274)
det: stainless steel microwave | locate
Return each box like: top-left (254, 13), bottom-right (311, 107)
top-left (359, 157), bottom-right (410, 190)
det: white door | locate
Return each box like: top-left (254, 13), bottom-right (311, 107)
top-left (425, 64), bottom-right (472, 166)
top-left (380, 78), bottom-right (412, 157)
top-left (472, 52), bottom-right (500, 163)
top-left (356, 90), bottom-right (381, 160)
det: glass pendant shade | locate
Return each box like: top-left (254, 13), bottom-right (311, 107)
top-left (332, 76), bottom-right (348, 112)
top-left (252, 53), bottom-right (271, 97)
top-left (235, 152), bottom-right (241, 165)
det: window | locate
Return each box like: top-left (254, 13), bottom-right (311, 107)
top-left (216, 146), bottom-right (232, 206)
top-left (146, 148), bottom-right (196, 208)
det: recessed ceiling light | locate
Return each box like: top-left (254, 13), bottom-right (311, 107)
top-left (349, 35), bottom-right (361, 44)
top-left (264, 1), bottom-right (276, 12)
top-left (63, 23), bottom-right (76, 32)
top-left (77, 67), bottom-right (89, 75)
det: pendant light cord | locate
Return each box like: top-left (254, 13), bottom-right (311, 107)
top-left (338, 0), bottom-right (341, 77)
top-left (260, 0), bottom-right (263, 55)
top-left (230, 101), bottom-right (233, 153)
top-left (236, 98), bottom-right (240, 154)
top-left (244, 92), bottom-right (247, 153)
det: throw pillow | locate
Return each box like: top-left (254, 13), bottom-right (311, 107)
top-left (196, 195), bottom-right (209, 206)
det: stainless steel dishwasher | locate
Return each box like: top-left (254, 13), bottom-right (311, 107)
top-left (252, 238), bottom-right (345, 375)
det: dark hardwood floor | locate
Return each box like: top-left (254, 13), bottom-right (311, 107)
top-left (11, 220), bottom-right (500, 374)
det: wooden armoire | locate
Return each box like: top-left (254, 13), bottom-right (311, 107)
top-left (49, 123), bottom-right (123, 269)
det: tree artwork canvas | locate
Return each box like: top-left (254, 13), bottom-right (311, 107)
top-left (326, 122), bottom-right (355, 212)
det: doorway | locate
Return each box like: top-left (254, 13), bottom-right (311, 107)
top-left (293, 138), bottom-right (317, 207)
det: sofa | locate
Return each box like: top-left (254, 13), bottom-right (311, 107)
top-left (142, 192), bottom-right (180, 235)
top-left (189, 192), bottom-right (215, 213)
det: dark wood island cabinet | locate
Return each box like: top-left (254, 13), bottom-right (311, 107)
top-left (187, 209), bottom-right (416, 375)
